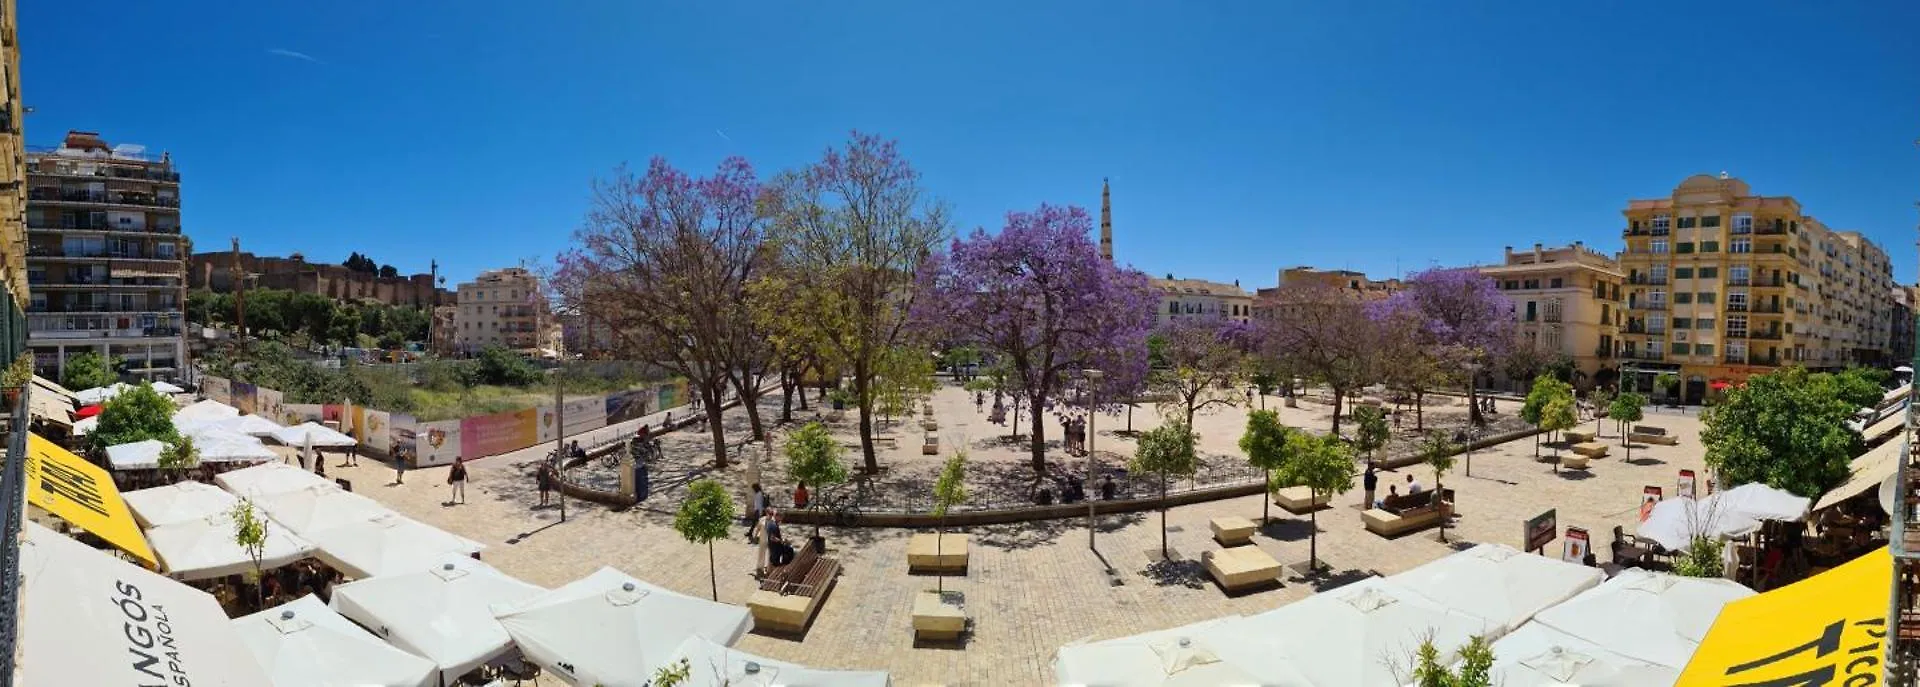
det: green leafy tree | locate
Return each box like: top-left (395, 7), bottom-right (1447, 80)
top-left (90, 382), bottom-right (182, 452)
top-left (1249, 368), bottom-right (1279, 410)
top-left (1279, 430), bottom-right (1355, 572)
top-left (651, 658), bottom-right (693, 687)
top-left (871, 345), bottom-right (937, 428)
top-left (1520, 375), bottom-right (1573, 460)
top-left (61, 351), bottom-right (118, 390)
top-left (1701, 367), bottom-right (1859, 498)
top-left (673, 479), bottom-right (737, 601)
top-left (1609, 392), bottom-right (1646, 446)
top-left (474, 346), bottom-right (541, 386)
top-left (1419, 430), bottom-right (1460, 541)
top-left (1352, 405), bottom-right (1391, 463)
top-left (1588, 388), bottom-right (1613, 435)
top-left (930, 450), bottom-right (968, 593)
top-left (158, 435), bottom-right (200, 485)
top-left (1673, 537), bottom-right (1726, 578)
top-left (230, 499), bottom-right (268, 608)
top-left (1408, 634), bottom-right (1496, 687)
top-left (1239, 409), bottom-right (1294, 525)
top-left (1540, 396), bottom-right (1578, 472)
top-left (785, 422), bottom-right (850, 535)
top-left (1130, 420), bottom-right (1200, 560)
top-left (1832, 367), bottom-right (1887, 410)
top-left (1655, 372), bottom-right (1680, 403)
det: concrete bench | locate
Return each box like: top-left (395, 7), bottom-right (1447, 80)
top-left (1564, 429), bottom-right (1596, 443)
top-left (1572, 442), bottom-right (1610, 458)
top-left (912, 591), bottom-right (966, 640)
top-left (1273, 486), bottom-right (1330, 514)
top-left (1561, 455), bottom-right (1591, 470)
top-left (1629, 425), bottom-right (1678, 445)
top-left (1362, 492), bottom-right (1444, 537)
top-left (906, 532), bottom-right (969, 573)
top-left (1203, 545), bottom-right (1281, 593)
top-left (1209, 516), bottom-right (1257, 546)
top-left (748, 546), bottom-right (841, 635)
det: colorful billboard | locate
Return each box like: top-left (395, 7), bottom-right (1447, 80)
top-left (416, 419), bottom-right (462, 467)
top-left (255, 387), bottom-right (284, 425)
top-left (282, 403), bottom-right (325, 427)
top-left (460, 408), bottom-right (537, 459)
top-left (389, 414), bottom-right (419, 468)
top-left (605, 390), bottom-right (650, 426)
top-left (538, 396), bottom-right (608, 443)
top-left (362, 409), bottom-right (391, 454)
top-left (231, 382), bottom-right (258, 415)
top-left (202, 377), bottom-right (231, 405)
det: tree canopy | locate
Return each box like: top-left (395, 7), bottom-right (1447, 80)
top-left (1700, 367), bottom-right (1861, 498)
top-left (90, 382), bottom-right (180, 451)
top-left (784, 422), bottom-right (850, 495)
top-left (673, 479), bottom-right (737, 601)
top-left (1131, 420), bottom-right (1201, 559)
top-left (1280, 429), bottom-right (1354, 570)
top-left (61, 351), bottom-right (118, 391)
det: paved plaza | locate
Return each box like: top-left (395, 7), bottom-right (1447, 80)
top-left (328, 385), bottom-right (1710, 685)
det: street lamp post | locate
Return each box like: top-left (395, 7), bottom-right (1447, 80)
top-left (1465, 362), bottom-right (1480, 477)
top-left (1084, 368), bottom-right (1104, 552)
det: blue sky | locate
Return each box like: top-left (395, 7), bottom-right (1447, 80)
top-left (20, 2), bottom-right (1920, 287)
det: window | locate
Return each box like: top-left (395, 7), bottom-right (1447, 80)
top-left (1701, 215), bottom-right (1721, 228)
top-left (1169, 301), bottom-right (1178, 314)
top-left (1651, 240), bottom-right (1669, 254)
top-left (1699, 266), bottom-right (1718, 279)
top-left (1673, 316), bottom-right (1691, 328)
top-left (1676, 267), bottom-right (1694, 279)
top-left (1652, 214), bottom-right (1670, 233)
top-left (1650, 291), bottom-right (1667, 309)
top-left (1701, 241), bottom-right (1720, 253)
top-left (1675, 292), bottom-right (1693, 305)
top-left (1671, 342), bottom-right (1689, 355)
top-left (1697, 292), bottom-right (1716, 304)
top-left (1504, 280), bottom-right (1518, 290)
top-left (1601, 304), bottom-right (1610, 324)
top-left (1696, 318), bottom-right (1714, 330)
top-left (1522, 279), bottom-right (1540, 289)
top-left (1524, 302), bottom-right (1537, 322)
top-left (1727, 343), bottom-right (1747, 358)
top-left (1694, 344), bottom-right (1715, 356)
top-left (1727, 315), bottom-right (1748, 336)
top-left (1549, 277), bottom-right (1563, 289)
top-left (1649, 314), bottom-right (1667, 332)
top-left (1731, 238), bottom-right (1752, 254)
top-left (1650, 265), bottom-right (1668, 283)
top-left (1733, 213), bottom-right (1753, 233)
top-left (1677, 242), bottom-right (1695, 254)
top-left (1678, 216), bottom-right (1698, 229)
top-left (1729, 266), bottom-right (1750, 285)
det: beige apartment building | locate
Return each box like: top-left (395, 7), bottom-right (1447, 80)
top-left (1618, 174), bottom-right (1895, 403)
top-left (452, 267), bottom-right (555, 355)
top-left (24, 131), bottom-right (187, 381)
top-left (0, 0), bottom-right (23, 363)
top-left (1478, 242), bottom-right (1624, 390)
top-left (1152, 275), bottom-right (1252, 326)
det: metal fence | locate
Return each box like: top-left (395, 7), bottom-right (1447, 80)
top-left (0, 383), bottom-right (31, 681)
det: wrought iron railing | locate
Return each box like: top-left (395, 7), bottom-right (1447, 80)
top-left (0, 380), bottom-right (30, 679)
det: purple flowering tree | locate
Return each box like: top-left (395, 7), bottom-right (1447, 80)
top-left (1381, 268), bottom-right (1515, 427)
top-left (1152, 318), bottom-right (1254, 434)
top-left (1258, 281), bottom-right (1383, 436)
top-left (914, 204), bottom-right (1157, 475)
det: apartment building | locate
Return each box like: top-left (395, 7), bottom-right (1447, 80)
top-left (0, 0), bottom-right (24, 363)
top-left (1478, 242), bottom-right (1625, 390)
top-left (1892, 285), bottom-right (1917, 367)
top-left (452, 267), bottom-right (554, 354)
top-left (1618, 174), bottom-right (1896, 403)
top-left (1152, 275), bottom-right (1252, 326)
top-left (23, 131), bottom-right (186, 381)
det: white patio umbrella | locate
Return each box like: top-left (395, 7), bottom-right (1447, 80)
top-left (233, 594), bottom-right (436, 687)
top-left (329, 555), bottom-right (547, 684)
top-left (305, 512), bottom-right (485, 579)
top-left (71, 415), bottom-right (97, 436)
top-left (150, 380), bottom-right (186, 394)
top-left (1485, 622), bottom-right (1680, 687)
top-left (256, 484), bottom-right (395, 537)
top-left (193, 428), bottom-right (281, 464)
top-left (1386, 543), bottom-right (1604, 637)
top-left (1637, 483), bottom-right (1810, 551)
top-left (1531, 569), bottom-right (1754, 670)
top-left (1233, 576), bottom-right (1496, 687)
top-left (104, 438), bottom-right (168, 471)
top-left (175, 398), bottom-right (241, 423)
top-left (144, 510), bottom-right (317, 581)
top-left (272, 421), bottom-right (357, 448)
top-left (75, 382), bottom-right (132, 405)
top-left (1053, 616), bottom-right (1310, 687)
top-left (17, 521), bottom-right (272, 686)
top-left (183, 413), bottom-right (284, 438)
top-left (491, 567), bottom-right (754, 686)
top-left (216, 461), bottom-right (335, 499)
top-left (124, 480), bottom-right (242, 528)
top-left (667, 636), bottom-right (891, 687)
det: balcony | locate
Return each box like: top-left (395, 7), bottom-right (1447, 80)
top-left (1596, 344), bottom-right (1614, 359)
top-left (28, 164), bottom-right (181, 184)
top-left (1629, 302), bottom-right (1668, 312)
top-left (1624, 351), bottom-right (1665, 362)
top-left (1756, 223), bottom-right (1789, 236)
top-left (27, 188), bottom-right (179, 208)
top-left (1726, 302), bottom-right (1747, 313)
top-left (26, 247), bottom-right (179, 262)
top-left (28, 303), bottom-right (175, 314)
top-left (1543, 312), bottom-right (1563, 323)
top-left (1750, 303), bottom-right (1786, 315)
top-left (1749, 330), bottom-right (1785, 341)
top-left (1629, 275), bottom-right (1670, 286)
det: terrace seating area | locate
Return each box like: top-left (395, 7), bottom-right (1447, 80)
top-left (1362, 490), bottom-right (1449, 537)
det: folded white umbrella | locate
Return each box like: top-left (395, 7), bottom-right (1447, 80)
top-left (305, 512), bottom-right (485, 579)
top-left (145, 510), bottom-right (317, 581)
top-left (217, 461), bottom-right (335, 499)
top-left (1053, 616), bottom-right (1310, 687)
top-left (1486, 622), bottom-right (1679, 687)
top-left (1386, 543), bottom-right (1604, 637)
top-left (233, 594), bottom-right (436, 687)
top-left (105, 438), bottom-right (169, 471)
top-left (1637, 484), bottom-right (1810, 551)
top-left (1233, 576), bottom-right (1496, 687)
top-left (492, 566), bottom-right (754, 686)
top-left (667, 636), bottom-right (891, 687)
top-left (1531, 569), bottom-right (1754, 670)
top-left (17, 521), bottom-right (272, 686)
top-left (256, 484), bottom-right (395, 537)
top-left (330, 555), bottom-right (547, 684)
top-left (272, 421), bottom-right (358, 448)
top-left (124, 480), bottom-right (242, 529)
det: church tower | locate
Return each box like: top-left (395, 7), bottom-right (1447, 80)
top-left (1100, 178), bottom-right (1113, 261)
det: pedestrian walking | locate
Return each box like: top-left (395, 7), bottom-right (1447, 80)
top-left (754, 508), bottom-right (771, 577)
top-left (745, 483), bottom-right (767, 543)
top-left (448, 457), bottom-right (469, 504)
top-left (394, 454), bottom-right (407, 485)
top-left (1362, 462), bottom-right (1378, 510)
top-left (535, 464), bottom-right (552, 506)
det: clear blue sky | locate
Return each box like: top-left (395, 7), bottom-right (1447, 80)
top-left (20, 2), bottom-right (1920, 287)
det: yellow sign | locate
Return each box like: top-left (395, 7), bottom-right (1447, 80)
top-left (1679, 547), bottom-right (1889, 686)
top-left (22, 433), bottom-right (158, 568)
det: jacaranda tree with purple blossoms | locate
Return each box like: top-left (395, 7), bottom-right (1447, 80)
top-left (1152, 318), bottom-right (1254, 444)
top-left (914, 204), bottom-right (1157, 475)
top-left (1381, 268), bottom-right (1514, 428)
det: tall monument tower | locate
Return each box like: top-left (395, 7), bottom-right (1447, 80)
top-left (1100, 178), bottom-right (1113, 261)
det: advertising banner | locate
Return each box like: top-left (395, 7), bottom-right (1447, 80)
top-left (349, 404), bottom-right (366, 445)
top-left (1679, 547), bottom-right (1888, 686)
top-left (202, 376), bottom-right (231, 405)
top-left (538, 396), bottom-right (608, 443)
top-left (256, 387), bottom-right (284, 425)
top-left (1640, 486), bottom-right (1664, 522)
top-left (323, 404), bottom-right (343, 426)
top-left (1561, 526), bottom-right (1590, 563)
top-left (389, 414), bottom-right (418, 468)
top-left (1678, 469), bottom-right (1697, 499)
top-left (362, 409), bottom-right (391, 454)
top-left (604, 390), bottom-right (650, 426)
top-left (1523, 508), bottom-right (1556, 553)
top-left (416, 419), bottom-right (462, 467)
top-left (282, 404), bottom-right (325, 426)
top-left (460, 408), bottom-right (537, 459)
top-left (231, 382), bottom-right (257, 416)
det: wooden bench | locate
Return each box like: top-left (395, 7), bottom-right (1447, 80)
top-left (1571, 442), bottom-right (1609, 458)
top-left (747, 545), bottom-right (842, 634)
top-left (1564, 429), bottom-right (1596, 444)
top-left (1628, 425), bottom-right (1678, 446)
top-left (1362, 491), bottom-right (1444, 537)
top-left (1273, 485), bottom-right (1330, 514)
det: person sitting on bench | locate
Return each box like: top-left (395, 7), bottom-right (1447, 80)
top-left (765, 510), bottom-right (796, 567)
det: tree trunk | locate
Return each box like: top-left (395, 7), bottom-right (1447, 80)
top-left (780, 371), bottom-right (793, 424)
top-left (1534, 430), bottom-right (1541, 460)
top-left (1262, 468), bottom-right (1271, 524)
top-left (854, 363), bottom-right (879, 474)
top-left (704, 384), bottom-right (728, 469)
top-left (1160, 472), bottom-right (1170, 560)
top-left (1467, 378), bottom-right (1484, 427)
top-left (732, 375), bottom-right (766, 442)
top-left (1028, 392), bottom-right (1048, 475)
top-left (1330, 388), bottom-right (1345, 436)
top-left (936, 518), bottom-right (946, 594)
top-left (1414, 390), bottom-right (1425, 430)
top-left (1126, 403), bottom-right (1135, 433)
top-left (1308, 498), bottom-right (1319, 572)
top-left (707, 541), bottom-right (718, 601)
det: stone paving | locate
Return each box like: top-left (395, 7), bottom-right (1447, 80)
top-left (329, 384), bottom-right (1710, 686)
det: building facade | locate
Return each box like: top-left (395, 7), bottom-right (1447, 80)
top-left (23, 131), bottom-right (186, 381)
top-left (1892, 285), bottom-right (1916, 368)
top-left (1253, 267), bottom-right (1402, 321)
top-left (0, 0), bottom-right (24, 363)
top-left (1152, 275), bottom-right (1251, 326)
top-left (1478, 242), bottom-right (1625, 390)
top-left (187, 251), bottom-right (449, 309)
top-left (1618, 174), bottom-right (1897, 403)
top-left (451, 267), bottom-right (553, 354)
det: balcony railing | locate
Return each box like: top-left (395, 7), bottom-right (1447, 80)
top-left (27, 188), bottom-right (179, 208)
top-left (1726, 302), bottom-right (1747, 312)
top-left (0, 383), bottom-right (30, 680)
top-left (25, 247), bottom-right (178, 261)
top-left (1629, 275), bottom-right (1670, 286)
top-left (1596, 344), bottom-right (1613, 359)
top-left (1749, 330), bottom-right (1785, 341)
top-left (26, 220), bottom-right (182, 234)
top-left (1756, 224), bottom-right (1789, 236)
top-left (1543, 312), bottom-right (1563, 323)
top-left (1628, 302), bottom-right (1667, 311)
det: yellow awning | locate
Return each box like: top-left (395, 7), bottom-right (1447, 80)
top-left (21, 433), bottom-right (157, 568)
top-left (1678, 547), bottom-right (1888, 685)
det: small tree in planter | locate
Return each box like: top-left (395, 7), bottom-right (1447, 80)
top-left (930, 450), bottom-right (968, 593)
top-left (1280, 431), bottom-right (1354, 573)
top-left (1520, 374), bottom-right (1572, 460)
top-left (1130, 420), bottom-right (1199, 561)
top-left (1588, 388), bottom-right (1613, 435)
top-left (1656, 372), bottom-right (1681, 405)
top-left (1610, 392), bottom-right (1646, 463)
top-left (1352, 405), bottom-right (1390, 464)
top-left (1418, 431), bottom-right (1459, 542)
top-left (229, 499), bottom-right (268, 609)
top-left (1405, 633), bottom-right (1496, 687)
top-left (158, 435), bottom-right (200, 486)
top-left (1540, 396), bottom-right (1578, 473)
top-left (785, 422), bottom-right (849, 541)
top-left (1, 353), bottom-right (32, 405)
top-left (673, 479), bottom-right (735, 601)
top-left (1238, 409), bottom-right (1293, 525)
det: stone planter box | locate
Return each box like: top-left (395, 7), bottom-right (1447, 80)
top-left (907, 532), bottom-right (969, 573)
top-left (1210, 516), bottom-right (1256, 546)
top-left (1564, 429), bottom-right (1597, 443)
top-left (912, 591), bottom-right (966, 640)
top-left (1571, 442), bottom-right (1609, 458)
top-left (1203, 546), bottom-right (1281, 593)
top-left (1273, 486), bottom-right (1329, 514)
